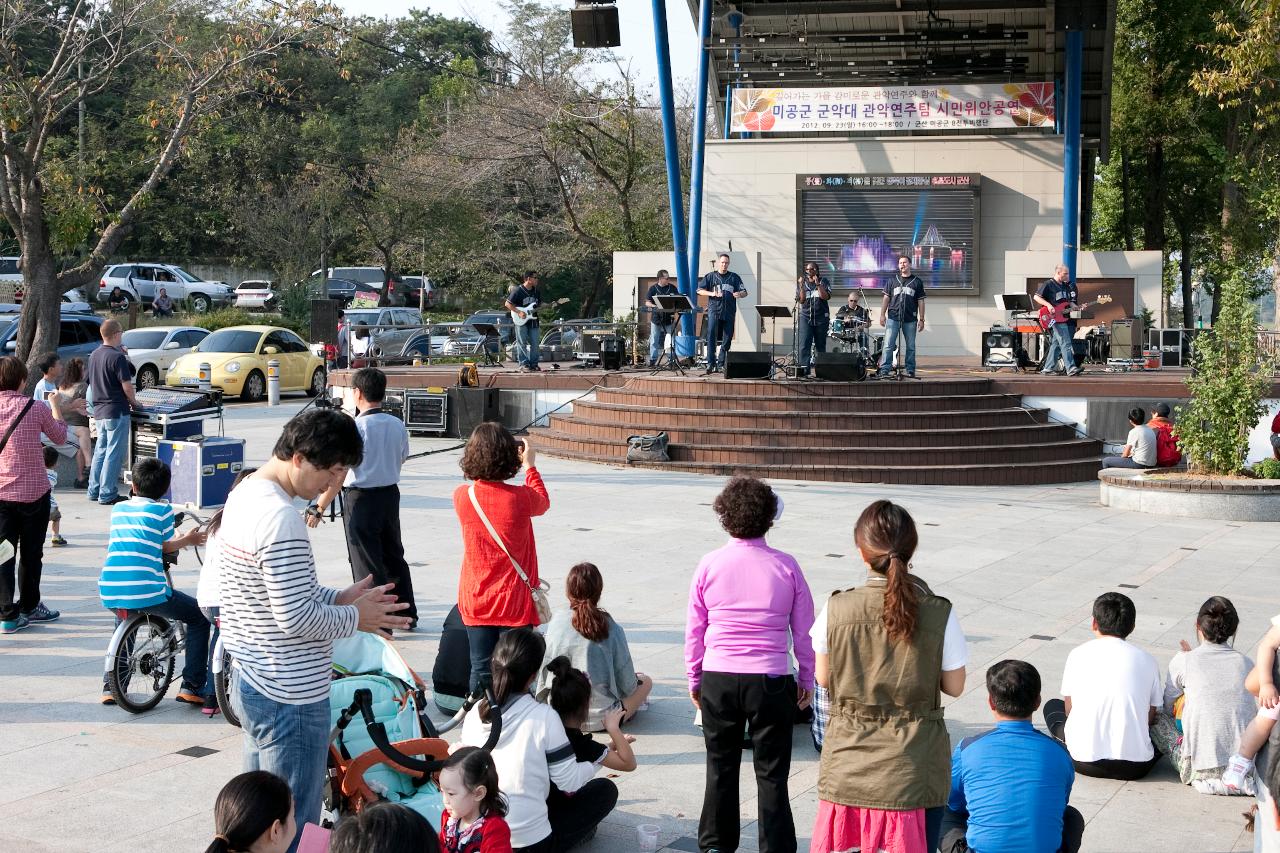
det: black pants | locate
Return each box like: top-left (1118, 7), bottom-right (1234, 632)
top-left (341, 485), bottom-right (415, 621)
top-left (0, 494), bottom-right (50, 621)
top-left (940, 804), bottom-right (1084, 853)
top-left (699, 671), bottom-right (797, 853)
top-left (519, 778), bottom-right (619, 852)
top-left (1043, 699), bottom-right (1161, 780)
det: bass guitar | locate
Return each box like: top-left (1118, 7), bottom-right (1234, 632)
top-left (1038, 294), bottom-right (1112, 330)
top-left (510, 297), bottom-right (569, 326)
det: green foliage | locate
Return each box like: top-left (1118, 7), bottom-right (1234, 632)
top-left (1253, 458), bottom-right (1280, 480)
top-left (1176, 271), bottom-right (1277, 474)
top-left (275, 283), bottom-right (313, 332)
top-left (192, 307), bottom-right (307, 337)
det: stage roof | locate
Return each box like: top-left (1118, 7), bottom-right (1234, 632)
top-left (687, 0), bottom-right (1117, 158)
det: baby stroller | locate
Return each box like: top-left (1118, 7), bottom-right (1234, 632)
top-left (324, 632), bottom-right (501, 829)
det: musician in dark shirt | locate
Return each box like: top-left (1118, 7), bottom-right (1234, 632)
top-left (1033, 264), bottom-right (1081, 376)
top-left (795, 263), bottom-right (831, 376)
top-left (646, 270), bottom-right (680, 366)
top-left (504, 271), bottom-right (542, 372)
top-left (696, 253), bottom-right (748, 374)
top-left (836, 291), bottom-right (871, 352)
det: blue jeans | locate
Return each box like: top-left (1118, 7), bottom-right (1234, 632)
top-left (87, 414), bottom-right (128, 502)
top-left (234, 672), bottom-right (330, 851)
top-left (649, 321), bottom-right (674, 364)
top-left (706, 312), bottom-right (735, 369)
top-left (1042, 322), bottom-right (1076, 373)
top-left (879, 317), bottom-right (918, 374)
top-left (465, 623), bottom-right (533, 693)
top-left (797, 314), bottom-right (828, 374)
top-left (145, 590), bottom-right (210, 692)
top-left (515, 322), bottom-right (540, 368)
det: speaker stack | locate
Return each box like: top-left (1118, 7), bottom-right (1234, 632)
top-left (981, 327), bottom-right (1024, 370)
top-left (723, 351), bottom-right (771, 379)
top-left (1110, 318), bottom-right (1145, 360)
top-left (813, 352), bottom-right (867, 381)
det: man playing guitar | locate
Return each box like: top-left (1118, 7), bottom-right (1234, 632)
top-left (1033, 264), bottom-right (1082, 376)
top-left (505, 271), bottom-right (543, 372)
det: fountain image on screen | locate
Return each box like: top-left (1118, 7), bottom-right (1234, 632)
top-left (798, 175), bottom-right (979, 292)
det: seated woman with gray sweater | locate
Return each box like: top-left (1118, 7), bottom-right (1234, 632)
top-left (538, 562), bottom-right (652, 732)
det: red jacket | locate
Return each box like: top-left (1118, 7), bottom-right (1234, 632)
top-left (454, 468), bottom-right (550, 626)
top-left (438, 810), bottom-right (512, 853)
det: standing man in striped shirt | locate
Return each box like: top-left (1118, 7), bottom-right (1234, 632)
top-left (218, 408), bottom-right (410, 849)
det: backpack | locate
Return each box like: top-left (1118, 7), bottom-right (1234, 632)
top-left (1153, 424), bottom-right (1181, 467)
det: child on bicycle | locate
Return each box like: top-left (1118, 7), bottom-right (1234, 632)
top-left (98, 457), bottom-right (208, 706)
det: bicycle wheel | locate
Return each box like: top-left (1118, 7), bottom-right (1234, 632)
top-left (109, 615), bottom-right (176, 713)
top-left (215, 646), bottom-right (241, 728)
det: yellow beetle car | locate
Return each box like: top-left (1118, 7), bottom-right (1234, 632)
top-left (165, 325), bottom-right (326, 401)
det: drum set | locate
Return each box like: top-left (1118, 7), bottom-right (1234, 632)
top-left (828, 315), bottom-right (882, 363)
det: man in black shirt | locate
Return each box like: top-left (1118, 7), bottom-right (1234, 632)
top-left (877, 256), bottom-right (927, 377)
top-left (696, 253), bottom-right (748, 374)
top-left (1034, 264), bottom-right (1082, 376)
top-left (505, 271), bottom-right (542, 372)
top-left (795, 263), bottom-right (831, 376)
top-left (646, 269), bottom-right (679, 366)
top-left (836, 291), bottom-right (871, 352)
top-left (85, 319), bottom-right (136, 505)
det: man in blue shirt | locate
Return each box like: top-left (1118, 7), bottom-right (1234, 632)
top-left (1033, 264), bottom-right (1082, 376)
top-left (696, 253), bottom-right (748, 374)
top-left (877, 255), bottom-right (926, 377)
top-left (942, 659), bottom-right (1083, 853)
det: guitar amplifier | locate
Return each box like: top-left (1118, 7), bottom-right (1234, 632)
top-left (403, 389), bottom-right (448, 433)
top-left (1110, 318), bottom-right (1145, 359)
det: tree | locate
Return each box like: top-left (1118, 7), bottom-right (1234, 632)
top-left (0, 0), bottom-right (331, 370)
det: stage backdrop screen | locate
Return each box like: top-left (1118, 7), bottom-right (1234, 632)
top-left (797, 174), bottom-right (980, 294)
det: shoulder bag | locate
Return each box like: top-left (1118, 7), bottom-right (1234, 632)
top-left (467, 483), bottom-right (552, 625)
top-left (0, 398), bottom-right (35, 455)
top-left (626, 431), bottom-right (669, 463)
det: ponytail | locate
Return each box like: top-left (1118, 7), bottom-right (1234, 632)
top-left (205, 770), bottom-right (291, 853)
top-left (566, 562), bottom-right (609, 642)
top-left (479, 627), bottom-right (545, 723)
top-left (203, 838), bottom-right (230, 853)
top-left (854, 500), bottom-right (921, 643)
top-left (545, 655), bottom-right (592, 724)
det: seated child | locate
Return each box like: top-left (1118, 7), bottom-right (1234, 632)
top-left (1224, 615), bottom-right (1280, 791)
top-left (329, 802), bottom-right (440, 853)
top-left (43, 446), bottom-right (65, 546)
top-left (438, 746), bottom-right (513, 853)
top-left (545, 655), bottom-right (637, 775)
top-left (206, 770), bottom-right (294, 853)
top-left (98, 458), bottom-right (208, 705)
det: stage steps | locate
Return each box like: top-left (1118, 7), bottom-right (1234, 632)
top-left (531, 375), bottom-right (1103, 486)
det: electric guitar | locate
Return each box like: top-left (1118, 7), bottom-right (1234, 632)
top-left (1038, 294), bottom-right (1112, 330)
top-left (510, 297), bottom-right (569, 326)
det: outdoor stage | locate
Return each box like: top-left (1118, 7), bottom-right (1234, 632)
top-left (328, 359), bottom-right (1275, 486)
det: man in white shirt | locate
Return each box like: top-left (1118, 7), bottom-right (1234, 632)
top-left (31, 352), bottom-right (61, 403)
top-left (1042, 592), bottom-right (1163, 780)
top-left (1102, 406), bottom-right (1157, 469)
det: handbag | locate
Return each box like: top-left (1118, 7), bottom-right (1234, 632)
top-left (626, 431), bottom-right (669, 463)
top-left (0, 398), bottom-right (35, 455)
top-left (467, 484), bottom-right (552, 624)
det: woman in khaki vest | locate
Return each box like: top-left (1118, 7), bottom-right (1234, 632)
top-left (811, 500), bottom-right (968, 853)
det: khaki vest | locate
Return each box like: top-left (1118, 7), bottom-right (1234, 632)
top-left (817, 576), bottom-right (953, 810)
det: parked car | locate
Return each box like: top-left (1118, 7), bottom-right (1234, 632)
top-left (342, 307), bottom-right (424, 358)
top-left (97, 263), bottom-right (234, 313)
top-left (0, 312), bottom-right (105, 361)
top-left (121, 326), bottom-right (210, 389)
top-left (308, 266), bottom-right (406, 306)
top-left (0, 257), bottom-right (20, 284)
top-left (165, 325), bottom-right (325, 401)
top-left (11, 286), bottom-right (92, 312)
top-left (441, 325), bottom-right (492, 356)
top-left (315, 277), bottom-right (380, 307)
top-left (464, 310), bottom-right (514, 345)
top-left (400, 276), bottom-right (437, 309)
top-left (234, 279), bottom-right (277, 311)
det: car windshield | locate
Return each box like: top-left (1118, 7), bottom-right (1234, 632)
top-left (345, 311), bottom-right (379, 325)
top-left (121, 330), bottom-right (168, 350)
top-left (197, 329), bottom-right (261, 353)
top-left (169, 267), bottom-right (200, 283)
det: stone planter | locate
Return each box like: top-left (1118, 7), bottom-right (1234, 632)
top-left (1099, 469), bottom-right (1280, 521)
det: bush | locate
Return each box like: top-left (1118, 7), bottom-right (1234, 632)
top-left (1253, 458), bottom-right (1280, 480)
top-left (1176, 271), bottom-right (1277, 475)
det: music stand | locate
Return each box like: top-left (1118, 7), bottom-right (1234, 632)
top-left (652, 294), bottom-right (693, 375)
top-left (469, 322), bottom-right (502, 366)
top-left (755, 305), bottom-right (793, 376)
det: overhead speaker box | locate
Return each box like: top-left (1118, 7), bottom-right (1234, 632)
top-left (814, 352), bottom-right (867, 381)
top-left (1053, 0), bottom-right (1107, 30)
top-left (570, 4), bottom-right (620, 48)
top-left (723, 350), bottom-right (771, 379)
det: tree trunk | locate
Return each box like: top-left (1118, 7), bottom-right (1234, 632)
top-left (17, 197), bottom-right (61, 389)
top-left (1273, 228), bottom-right (1280, 330)
top-left (1120, 148), bottom-right (1135, 251)
top-left (1179, 217), bottom-right (1194, 328)
top-left (378, 245), bottom-right (394, 307)
top-left (1141, 142), bottom-right (1166, 252)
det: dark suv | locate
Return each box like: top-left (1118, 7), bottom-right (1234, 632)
top-left (464, 310), bottom-right (514, 345)
top-left (309, 267), bottom-right (406, 306)
top-left (0, 312), bottom-right (105, 360)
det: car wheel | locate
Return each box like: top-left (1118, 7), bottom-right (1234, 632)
top-left (241, 370), bottom-right (265, 401)
top-left (189, 294), bottom-right (211, 313)
top-left (136, 365), bottom-right (160, 390)
top-left (306, 367), bottom-right (325, 398)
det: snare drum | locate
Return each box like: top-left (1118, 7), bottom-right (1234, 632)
top-left (829, 317), bottom-right (846, 337)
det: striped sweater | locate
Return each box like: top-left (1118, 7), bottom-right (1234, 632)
top-left (98, 497), bottom-right (174, 610)
top-left (218, 478), bottom-right (358, 704)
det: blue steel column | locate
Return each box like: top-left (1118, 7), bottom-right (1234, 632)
top-left (1062, 30), bottom-right (1083, 280)
top-left (651, 0), bottom-right (693, 350)
top-left (685, 0), bottom-right (713, 340)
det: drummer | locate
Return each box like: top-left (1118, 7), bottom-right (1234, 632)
top-left (835, 291), bottom-right (871, 350)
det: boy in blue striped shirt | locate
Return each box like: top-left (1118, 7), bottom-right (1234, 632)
top-left (99, 458), bottom-right (208, 705)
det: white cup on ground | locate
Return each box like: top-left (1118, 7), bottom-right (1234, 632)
top-left (636, 823), bottom-right (661, 852)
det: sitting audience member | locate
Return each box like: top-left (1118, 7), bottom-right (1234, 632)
top-left (205, 770), bottom-right (295, 853)
top-left (1102, 407), bottom-right (1157, 469)
top-left (1224, 608), bottom-right (1280, 793)
top-left (32, 352), bottom-right (61, 402)
top-left (942, 660), bottom-right (1081, 853)
top-left (107, 286), bottom-right (128, 312)
top-left (1043, 592), bottom-right (1163, 780)
top-left (433, 604), bottom-right (473, 714)
top-left (1272, 409), bottom-right (1280, 461)
top-left (545, 656), bottom-right (638, 774)
top-left (438, 747), bottom-right (513, 853)
top-left (49, 356), bottom-right (90, 488)
top-left (460, 628), bottom-right (614, 852)
top-left (98, 458), bottom-right (208, 705)
top-left (329, 802), bottom-right (440, 853)
top-left (1152, 596), bottom-right (1256, 794)
top-left (152, 287), bottom-right (174, 317)
top-left (538, 562), bottom-right (652, 731)
top-left (1148, 403), bottom-right (1182, 467)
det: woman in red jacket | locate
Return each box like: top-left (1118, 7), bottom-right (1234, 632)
top-left (454, 423), bottom-right (550, 692)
